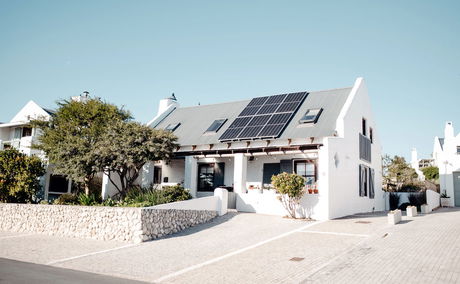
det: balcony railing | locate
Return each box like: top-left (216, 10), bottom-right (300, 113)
top-left (359, 134), bottom-right (372, 163)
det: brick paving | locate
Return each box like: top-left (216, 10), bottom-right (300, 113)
top-left (303, 208), bottom-right (460, 283)
top-left (1, 208), bottom-right (459, 283)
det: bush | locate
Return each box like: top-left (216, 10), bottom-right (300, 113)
top-left (271, 172), bottom-right (306, 218)
top-left (399, 182), bottom-right (424, 192)
top-left (421, 166), bottom-right (439, 182)
top-left (53, 193), bottom-right (79, 205)
top-left (0, 149), bottom-right (46, 203)
top-left (77, 193), bottom-right (100, 206)
top-left (408, 192), bottom-right (426, 211)
top-left (398, 202), bottom-right (411, 211)
top-left (389, 193), bottom-right (400, 210)
top-left (119, 185), bottom-right (191, 207)
top-left (161, 185), bottom-right (192, 203)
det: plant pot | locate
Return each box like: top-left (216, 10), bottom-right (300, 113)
top-left (441, 197), bottom-right (451, 207)
top-left (388, 209), bottom-right (402, 225)
top-left (420, 204), bottom-right (430, 214)
top-left (313, 189), bottom-right (319, 194)
top-left (308, 189), bottom-right (313, 194)
top-left (406, 206), bottom-right (417, 217)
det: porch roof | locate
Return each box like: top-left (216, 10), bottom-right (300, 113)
top-left (155, 86), bottom-right (352, 146)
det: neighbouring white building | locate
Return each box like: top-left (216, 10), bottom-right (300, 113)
top-left (433, 122), bottom-right (460, 207)
top-left (410, 148), bottom-right (435, 181)
top-left (135, 77), bottom-right (384, 220)
top-left (0, 100), bottom-right (73, 200)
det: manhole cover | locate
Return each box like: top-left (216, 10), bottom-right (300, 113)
top-left (355, 221), bottom-right (371, 224)
top-left (289, 257), bottom-right (305, 262)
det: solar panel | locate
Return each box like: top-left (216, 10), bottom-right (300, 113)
top-left (219, 92), bottom-right (308, 141)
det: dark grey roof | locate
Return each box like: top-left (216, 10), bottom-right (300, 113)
top-left (155, 87), bottom-right (352, 146)
top-left (439, 138), bottom-right (444, 150)
top-left (43, 108), bottom-right (55, 115)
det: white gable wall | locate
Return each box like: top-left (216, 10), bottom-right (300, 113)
top-left (10, 101), bottom-right (51, 123)
top-left (326, 78), bottom-right (385, 219)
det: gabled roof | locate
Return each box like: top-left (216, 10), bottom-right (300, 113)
top-left (155, 87), bottom-right (352, 146)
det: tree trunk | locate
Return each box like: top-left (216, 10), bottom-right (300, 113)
top-left (84, 177), bottom-right (90, 195)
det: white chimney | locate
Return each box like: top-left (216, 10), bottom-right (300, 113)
top-left (147, 93), bottom-right (179, 127)
top-left (411, 148), bottom-right (419, 170)
top-left (157, 93), bottom-right (178, 116)
top-left (444, 121), bottom-right (454, 139)
top-left (72, 91), bottom-right (90, 103)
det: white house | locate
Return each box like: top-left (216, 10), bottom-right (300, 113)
top-left (433, 122), bottom-right (460, 207)
top-left (139, 77), bottom-right (384, 220)
top-left (0, 101), bottom-right (73, 200)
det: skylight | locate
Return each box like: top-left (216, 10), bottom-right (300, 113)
top-left (165, 123), bottom-right (181, 132)
top-left (299, 108), bottom-right (323, 124)
top-left (205, 119), bottom-right (227, 133)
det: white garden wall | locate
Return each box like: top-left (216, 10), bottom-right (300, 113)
top-left (426, 189), bottom-right (440, 211)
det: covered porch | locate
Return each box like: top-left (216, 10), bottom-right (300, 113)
top-left (147, 145), bottom-right (330, 220)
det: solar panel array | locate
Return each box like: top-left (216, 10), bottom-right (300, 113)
top-left (219, 92), bottom-right (308, 141)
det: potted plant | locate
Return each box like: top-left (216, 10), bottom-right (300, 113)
top-left (440, 190), bottom-right (451, 207)
top-left (307, 185), bottom-right (313, 194)
top-left (313, 187), bottom-right (319, 194)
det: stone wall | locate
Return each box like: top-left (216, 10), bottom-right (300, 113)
top-left (0, 204), bottom-right (217, 243)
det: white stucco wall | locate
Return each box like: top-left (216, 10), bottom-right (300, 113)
top-left (433, 122), bottom-right (460, 206)
top-left (326, 78), bottom-right (385, 219)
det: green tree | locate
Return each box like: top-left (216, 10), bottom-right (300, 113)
top-left (0, 149), bottom-right (46, 203)
top-left (421, 166), bottom-right (439, 182)
top-left (271, 172), bottom-right (306, 218)
top-left (32, 98), bottom-right (131, 195)
top-left (95, 120), bottom-right (178, 198)
top-left (382, 155), bottom-right (418, 192)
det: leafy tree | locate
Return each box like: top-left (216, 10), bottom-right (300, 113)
top-left (271, 172), bottom-right (306, 218)
top-left (0, 149), bottom-right (45, 203)
top-left (421, 166), bottom-right (439, 182)
top-left (32, 98), bottom-right (131, 195)
top-left (95, 120), bottom-right (177, 198)
top-left (382, 155), bottom-right (418, 192)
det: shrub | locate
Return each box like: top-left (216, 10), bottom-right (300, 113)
top-left (53, 193), bottom-right (79, 205)
top-left (0, 149), bottom-right (46, 203)
top-left (398, 202), bottom-right (411, 211)
top-left (78, 193), bottom-right (100, 206)
top-left (399, 182), bottom-right (424, 192)
top-left (271, 172), bottom-right (306, 218)
top-left (389, 193), bottom-right (400, 210)
top-left (421, 166), bottom-right (439, 182)
top-left (408, 192), bottom-right (426, 211)
top-left (161, 185), bottom-right (192, 203)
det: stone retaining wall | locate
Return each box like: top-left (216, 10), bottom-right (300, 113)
top-left (0, 204), bottom-right (217, 243)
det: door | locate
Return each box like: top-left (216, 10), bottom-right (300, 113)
top-left (453, 172), bottom-right (460, 207)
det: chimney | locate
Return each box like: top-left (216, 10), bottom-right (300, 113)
top-left (410, 148), bottom-right (419, 170)
top-left (157, 93), bottom-right (178, 116)
top-left (444, 121), bottom-right (454, 139)
top-left (71, 91), bottom-right (90, 103)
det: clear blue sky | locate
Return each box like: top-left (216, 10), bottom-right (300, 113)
top-left (1, 0), bottom-right (459, 160)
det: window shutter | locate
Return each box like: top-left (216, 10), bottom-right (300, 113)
top-left (369, 168), bottom-right (375, 199)
top-left (359, 165), bottom-right (363, 197)
top-left (280, 160), bottom-right (293, 174)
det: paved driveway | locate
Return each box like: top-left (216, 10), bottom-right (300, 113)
top-left (1, 208), bottom-right (460, 283)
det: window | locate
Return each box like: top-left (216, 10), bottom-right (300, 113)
top-left (22, 127), bottom-right (32, 137)
top-left (369, 128), bottom-right (373, 144)
top-left (13, 128), bottom-right (21, 139)
top-left (299, 108), bottom-right (323, 124)
top-left (457, 146), bottom-right (460, 154)
top-left (294, 160), bottom-right (316, 185)
top-left (198, 163), bottom-right (215, 192)
top-left (359, 165), bottom-right (375, 199)
top-left (205, 119), bottom-right (227, 133)
top-left (48, 175), bottom-right (69, 194)
top-left (362, 118), bottom-right (367, 136)
top-left (165, 123), bottom-right (181, 132)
